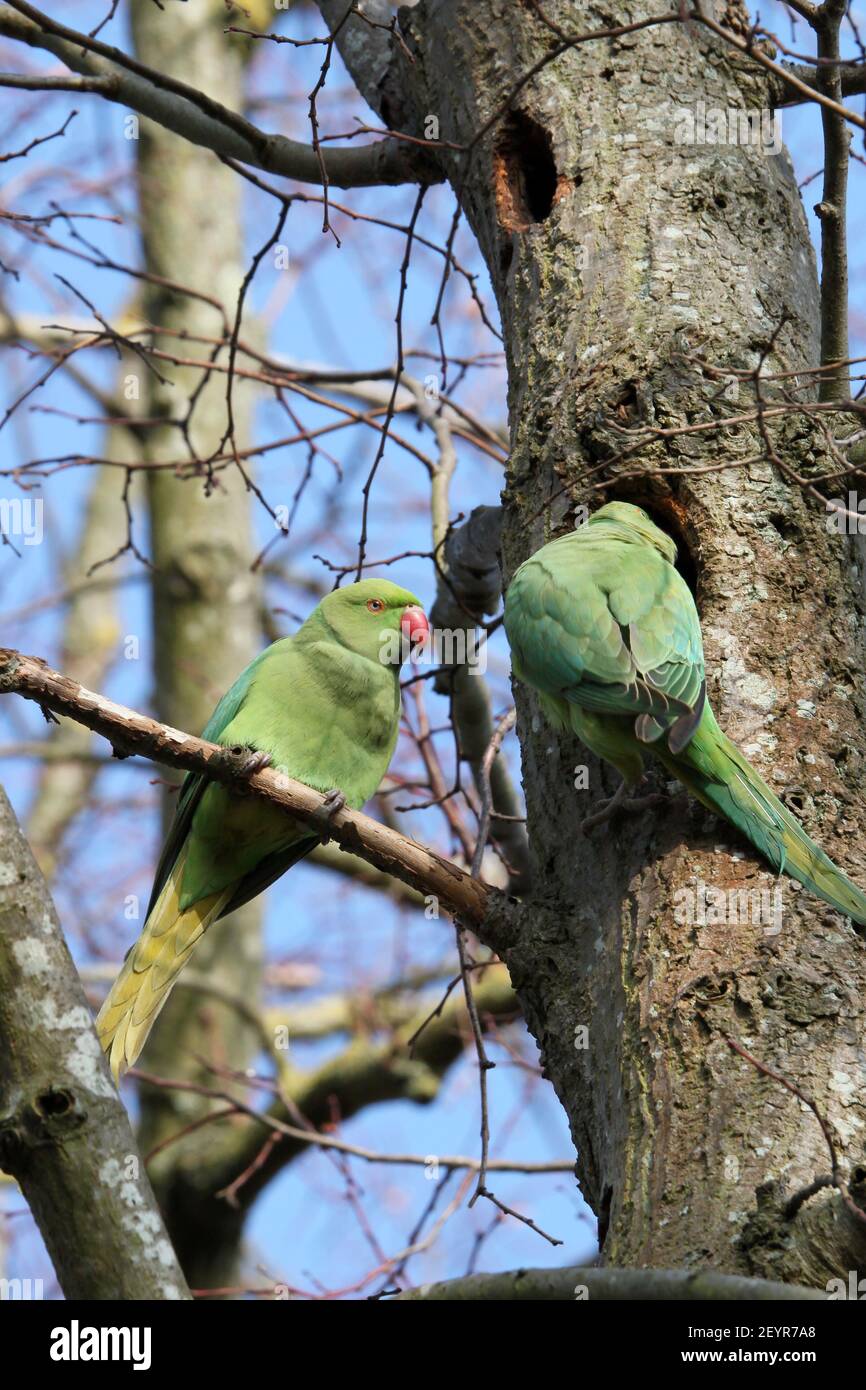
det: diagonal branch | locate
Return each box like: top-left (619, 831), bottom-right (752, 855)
top-left (0, 647), bottom-right (493, 928)
top-left (0, 2), bottom-right (440, 187)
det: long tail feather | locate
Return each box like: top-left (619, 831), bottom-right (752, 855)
top-left (660, 708), bottom-right (866, 927)
top-left (96, 850), bottom-right (233, 1080)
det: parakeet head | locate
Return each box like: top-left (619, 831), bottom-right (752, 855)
top-left (588, 502), bottom-right (678, 564)
top-left (317, 579), bottom-right (429, 665)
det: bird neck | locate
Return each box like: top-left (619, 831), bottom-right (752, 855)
top-left (295, 606), bottom-right (397, 683)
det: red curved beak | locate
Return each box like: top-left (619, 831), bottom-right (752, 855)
top-left (401, 605), bottom-right (430, 651)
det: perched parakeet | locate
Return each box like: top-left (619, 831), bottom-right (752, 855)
top-left (97, 579), bottom-right (429, 1080)
top-left (504, 501), bottom-right (866, 926)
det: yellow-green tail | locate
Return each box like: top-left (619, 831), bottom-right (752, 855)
top-left (660, 708), bottom-right (866, 928)
top-left (96, 850), bottom-right (232, 1081)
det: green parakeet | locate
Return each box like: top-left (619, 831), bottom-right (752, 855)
top-left (504, 501), bottom-right (866, 926)
top-left (97, 579), bottom-right (429, 1080)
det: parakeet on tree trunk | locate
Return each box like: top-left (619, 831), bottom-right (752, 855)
top-left (96, 579), bottom-right (429, 1081)
top-left (504, 501), bottom-right (866, 927)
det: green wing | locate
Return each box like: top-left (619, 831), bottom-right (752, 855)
top-left (145, 649), bottom-right (273, 918)
top-left (505, 530), bottom-right (706, 752)
top-left (217, 839), bottom-right (317, 918)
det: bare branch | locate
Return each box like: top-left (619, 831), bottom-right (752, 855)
top-left (813, 0), bottom-right (851, 399)
top-left (0, 2), bottom-right (441, 187)
top-left (776, 58), bottom-right (866, 103)
top-left (134, 1072), bottom-right (568, 1176)
top-left (0, 648), bottom-right (494, 928)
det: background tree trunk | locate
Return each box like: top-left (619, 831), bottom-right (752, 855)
top-left (25, 463), bottom-right (127, 878)
top-left (127, 0), bottom-right (265, 1291)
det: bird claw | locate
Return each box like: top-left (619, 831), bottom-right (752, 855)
top-left (581, 784), bottom-right (668, 833)
top-left (222, 745), bottom-right (272, 779)
top-left (312, 788), bottom-right (346, 843)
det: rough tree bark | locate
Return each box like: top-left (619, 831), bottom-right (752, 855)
top-left (0, 787), bottom-right (189, 1299)
top-left (383, 0), bottom-right (866, 1284)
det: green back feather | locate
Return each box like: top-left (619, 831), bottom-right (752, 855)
top-left (505, 502), bottom-right (866, 926)
top-left (505, 503), bottom-right (705, 741)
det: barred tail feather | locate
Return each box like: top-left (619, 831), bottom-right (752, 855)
top-left (96, 851), bottom-right (233, 1081)
top-left (663, 711), bottom-right (866, 928)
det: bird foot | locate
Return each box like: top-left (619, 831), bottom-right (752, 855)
top-left (312, 788), bottom-right (346, 843)
top-left (222, 745), bottom-right (272, 779)
top-left (581, 784), bottom-right (668, 832)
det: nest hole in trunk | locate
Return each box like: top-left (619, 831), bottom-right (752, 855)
top-left (494, 109), bottom-right (559, 232)
top-left (600, 485), bottom-right (700, 598)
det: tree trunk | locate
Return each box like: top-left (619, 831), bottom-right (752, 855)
top-left (25, 463), bottom-right (127, 878)
top-left (0, 788), bottom-right (189, 1300)
top-left (399, 0), bottom-right (866, 1283)
top-left (127, 0), bottom-right (265, 1290)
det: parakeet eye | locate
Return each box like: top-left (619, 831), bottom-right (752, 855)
top-left (366, 598), bottom-right (385, 613)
